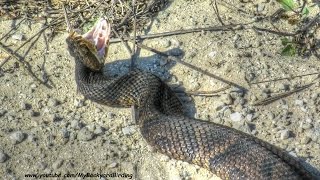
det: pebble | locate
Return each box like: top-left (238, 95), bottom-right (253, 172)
top-left (107, 112), bottom-right (116, 119)
top-left (246, 114), bottom-right (254, 122)
top-left (77, 127), bottom-right (94, 141)
top-left (48, 98), bottom-right (60, 107)
top-left (74, 99), bottom-right (84, 108)
top-left (306, 128), bottom-right (320, 142)
top-left (27, 133), bottom-right (37, 144)
top-left (257, 4), bottom-right (265, 12)
top-left (301, 122), bottom-right (313, 130)
top-left (94, 125), bottom-right (105, 135)
top-left (295, 100), bottom-right (304, 106)
top-left (221, 94), bottom-right (233, 105)
top-left (214, 101), bottom-right (226, 111)
top-left (10, 131), bottom-right (26, 144)
top-left (70, 120), bottom-right (83, 130)
top-left (223, 108), bottom-right (232, 117)
top-left (208, 51), bottom-right (217, 59)
top-left (29, 110), bottom-right (39, 117)
top-left (267, 112), bottom-right (275, 120)
top-left (108, 162), bottom-right (118, 168)
top-left (12, 33), bottom-right (24, 41)
top-left (245, 73), bottom-right (256, 82)
top-left (20, 101), bottom-right (31, 110)
top-left (301, 137), bottom-right (311, 144)
top-left (170, 39), bottom-right (181, 47)
top-left (0, 109), bottom-right (7, 117)
top-left (159, 155), bottom-right (170, 162)
top-left (38, 162), bottom-right (47, 170)
top-left (230, 112), bottom-right (243, 122)
top-left (122, 126), bottom-right (136, 136)
top-left (278, 83), bottom-right (289, 91)
top-left (60, 128), bottom-right (70, 139)
top-left (0, 151), bottom-right (8, 163)
top-left (52, 159), bottom-right (63, 169)
top-left (280, 129), bottom-right (290, 140)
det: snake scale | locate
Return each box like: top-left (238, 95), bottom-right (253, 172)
top-left (66, 19), bottom-right (317, 179)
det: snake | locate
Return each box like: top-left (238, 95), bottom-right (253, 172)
top-left (65, 18), bottom-right (317, 180)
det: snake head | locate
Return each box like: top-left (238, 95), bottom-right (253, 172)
top-left (66, 18), bottom-right (111, 71)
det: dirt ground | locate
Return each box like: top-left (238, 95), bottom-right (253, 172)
top-left (0, 0), bottom-right (320, 179)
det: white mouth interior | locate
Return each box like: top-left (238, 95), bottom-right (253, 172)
top-left (82, 18), bottom-right (111, 57)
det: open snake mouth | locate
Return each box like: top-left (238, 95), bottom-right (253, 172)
top-left (82, 18), bottom-right (111, 58)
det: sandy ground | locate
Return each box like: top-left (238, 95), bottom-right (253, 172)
top-left (0, 0), bottom-right (320, 179)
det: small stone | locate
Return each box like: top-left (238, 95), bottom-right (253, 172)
top-left (160, 155), bottom-right (170, 162)
top-left (12, 33), bottom-right (24, 41)
top-left (223, 108), bottom-right (232, 117)
top-left (108, 162), bottom-right (118, 168)
top-left (48, 98), bottom-right (60, 107)
top-left (86, 124), bottom-right (96, 132)
top-left (230, 112), bottom-right (243, 122)
top-left (10, 131), bottom-right (26, 144)
top-left (27, 133), bottom-right (37, 144)
top-left (74, 99), bottom-right (84, 108)
top-left (52, 159), bottom-right (63, 169)
top-left (246, 114), bottom-right (254, 122)
top-left (61, 128), bottom-right (70, 139)
top-left (233, 34), bottom-right (240, 41)
top-left (50, 114), bottom-right (61, 122)
top-left (29, 110), bottom-right (39, 117)
top-left (70, 120), bottom-right (83, 130)
top-left (77, 127), bottom-right (94, 141)
top-left (267, 112), bottom-right (275, 120)
top-left (94, 125), bottom-right (105, 135)
top-left (170, 39), bottom-right (181, 47)
top-left (301, 137), bottom-right (311, 144)
top-left (295, 100), bottom-right (304, 106)
top-left (278, 83), bottom-right (290, 91)
top-left (189, 82), bottom-right (201, 91)
top-left (301, 122), bottom-right (313, 130)
top-left (222, 94), bottom-right (233, 105)
top-left (160, 39), bottom-right (171, 48)
top-left (107, 112), bottom-right (115, 119)
top-left (208, 51), bottom-right (217, 59)
top-left (257, 4), bottom-right (265, 12)
top-left (245, 73), bottom-right (256, 82)
top-left (20, 101), bottom-right (31, 110)
top-left (0, 110), bottom-right (7, 117)
top-left (214, 101), bottom-right (226, 111)
top-left (38, 162), bottom-right (47, 170)
top-left (280, 129), bottom-right (290, 140)
top-left (0, 151), bottom-right (8, 163)
top-left (122, 126), bottom-right (136, 136)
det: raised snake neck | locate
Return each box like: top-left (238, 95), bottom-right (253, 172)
top-left (66, 32), bottom-right (316, 180)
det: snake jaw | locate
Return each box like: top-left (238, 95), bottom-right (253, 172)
top-left (82, 18), bottom-right (111, 60)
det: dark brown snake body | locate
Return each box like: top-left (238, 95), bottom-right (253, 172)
top-left (66, 21), bottom-right (317, 179)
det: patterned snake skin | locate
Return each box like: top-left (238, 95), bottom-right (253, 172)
top-left (66, 19), bottom-right (317, 180)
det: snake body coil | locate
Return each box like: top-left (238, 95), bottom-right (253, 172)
top-left (66, 19), bottom-right (316, 179)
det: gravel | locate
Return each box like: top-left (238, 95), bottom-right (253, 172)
top-left (0, 151), bottom-right (8, 163)
top-left (12, 33), bottom-right (24, 41)
top-left (77, 127), bottom-right (94, 141)
top-left (122, 126), bottom-right (136, 136)
top-left (230, 112), bottom-right (243, 122)
top-left (10, 131), bottom-right (26, 144)
top-left (280, 129), bottom-right (290, 140)
top-left (52, 159), bottom-right (64, 169)
top-left (70, 120), bottom-right (83, 130)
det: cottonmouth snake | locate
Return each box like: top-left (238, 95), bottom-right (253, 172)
top-left (66, 19), bottom-right (317, 179)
